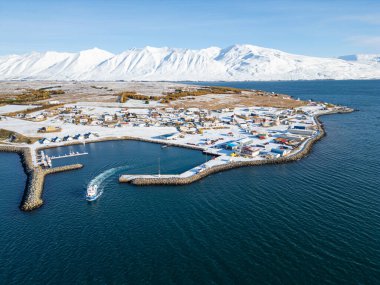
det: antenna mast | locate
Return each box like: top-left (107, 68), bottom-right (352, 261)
top-left (158, 157), bottom-right (161, 178)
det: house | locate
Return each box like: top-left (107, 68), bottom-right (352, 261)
top-left (225, 142), bottom-right (239, 150)
top-left (274, 137), bottom-right (289, 144)
top-left (293, 125), bottom-right (306, 130)
top-left (104, 115), bottom-right (113, 122)
top-left (51, 137), bottom-right (62, 143)
top-left (35, 114), bottom-right (45, 121)
top-left (38, 126), bottom-right (61, 133)
top-left (288, 128), bottom-right (315, 136)
top-left (257, 133), bottom-right (267, 140)
top-left (63, 135), bottom-right (73, 141)
top-left (271, 147), bottom-right (290, 157)
top-left (240, 146), bottom-right (260, 157)
top-left (84, 132), bottom-right (96, 139)
top-left (39, 138), bottom-right (51, 145)
top-left (236, 138), bottom-right (253, 146)
top-left (179, 126), bottom-right (196, 134)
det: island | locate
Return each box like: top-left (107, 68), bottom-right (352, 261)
top-left (0, 81), bottom-right (353, 211)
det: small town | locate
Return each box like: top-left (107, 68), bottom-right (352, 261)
top-left (0, 99), bottom-right (349, 167)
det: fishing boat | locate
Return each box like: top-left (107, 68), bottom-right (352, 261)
top-left (86, 184), bottom-right (100, 201)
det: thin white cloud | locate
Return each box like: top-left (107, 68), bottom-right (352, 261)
top-left (348, 35), bottom-right (380, 50)
top-left (336, 14), bottom-right (380, 25)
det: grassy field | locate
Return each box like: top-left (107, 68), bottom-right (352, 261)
top-left (0, 89), bottom-right (64, 104)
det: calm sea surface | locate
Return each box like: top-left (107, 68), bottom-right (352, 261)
top-left (0, 80), bottom-right (379, 284)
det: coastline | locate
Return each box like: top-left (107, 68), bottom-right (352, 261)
top-left (0, 108), bottom-right (353, 211)
top-left (120, 108), bottom-right (353, 185)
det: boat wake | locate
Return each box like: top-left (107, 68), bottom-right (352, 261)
top-left (86, 166), bottom-right (129, 201)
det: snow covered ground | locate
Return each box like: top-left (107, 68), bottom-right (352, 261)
top-left (0, 104), bottom-right (39, 115)
top-left (70, 100), bottom-right (164, 108)
top-left (0, 116), bottom-right (177, 140)
top-left (0, 102), bottom-right (335, 175)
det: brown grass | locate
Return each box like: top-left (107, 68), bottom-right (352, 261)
top-left (169, 91), bottom-right (307, 109)
top-left (0, 89), bottom-right (64, 104)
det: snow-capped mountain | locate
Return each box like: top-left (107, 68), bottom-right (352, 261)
top-left (0, 45), bottom-right (379, 81)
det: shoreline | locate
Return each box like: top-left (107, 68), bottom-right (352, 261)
top-left (0, 108), bottom-right (353, 211)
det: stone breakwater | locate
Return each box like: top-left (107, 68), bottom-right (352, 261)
top-left (20, 164), bottom-right (83, 211)
top-left (0, 144), bottom-right (83, 211)
top-left (120, 109), bottom-right (353, 186)
top-left (0, 145), bottom-right (34, 172)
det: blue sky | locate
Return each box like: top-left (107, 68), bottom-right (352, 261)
top-left (0, 0), bottom-right (379, 57)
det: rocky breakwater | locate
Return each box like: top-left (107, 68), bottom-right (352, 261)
top-left (0, 145), bottom-right (34, 172)
top-left (20, 164), bottom-right (83, 211)
top-left (119, 136), bottom-right (325, 186)
top-left (0, 144), bottom-right (83, 211)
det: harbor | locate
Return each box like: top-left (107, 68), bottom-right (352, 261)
top-left (0, 107), bottom-right (353, 211)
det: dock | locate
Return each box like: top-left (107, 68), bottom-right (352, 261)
top-left (37, 150), bottom-right (88, 167)
top-left (50, 151), bottom-right (88, 160)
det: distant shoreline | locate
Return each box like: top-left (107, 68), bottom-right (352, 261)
top-left (1, 79), bottom-right (380, 83)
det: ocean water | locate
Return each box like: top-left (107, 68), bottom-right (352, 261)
top-left (0, 80), bottom-right (379, 284)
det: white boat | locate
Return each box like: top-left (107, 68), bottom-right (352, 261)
top-left (86, 184), bottom-right (99, 201)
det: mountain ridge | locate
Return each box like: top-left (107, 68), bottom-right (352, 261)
top-left (0, 44), bottom-right (379, 81)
